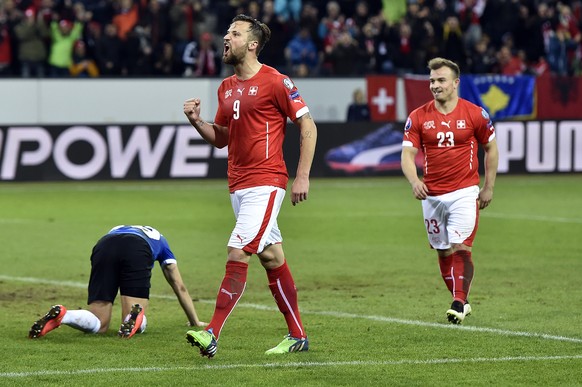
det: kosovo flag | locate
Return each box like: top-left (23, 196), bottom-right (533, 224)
top-left (459, 75), bottom-right (536, 120)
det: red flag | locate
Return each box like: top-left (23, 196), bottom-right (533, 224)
top-left (404, 74), bottom-right (432, 115)
top-left (366, 75), bottom-right (396, 121)
top-left (537, 74), bottom-right (582, 119)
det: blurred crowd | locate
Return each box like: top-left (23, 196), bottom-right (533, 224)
top-left (0, 0), bottom-right (580, 78)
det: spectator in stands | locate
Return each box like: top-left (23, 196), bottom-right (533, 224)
top-left (260, 0), bottom-right (292, 72)
top-left (274, 0), bottom-right (302, 23)
top-left (457, 0), bottom-right (484, 55)
top-left (346, 87), bottom-right (370, 121)
top-left (170, 0), bottom-right (204, 75)
top-left (14, 7), bottom-right (50, 78)
top-left (293, 62), bottom-right (310, 77)
top-left (285, 25), bottom-right (319, 76)
top-left (247, 1), bottom-right (261, 20)
top-left (325, 29), bottom-right (364, 75)
top-left (480, 0), bottom-right (521, 49)
top-left (392, 21), bottom-right (416, 74)
top-left (441, 15), bottom-right (467, 71)
top-left (514, 2), bottom-right (546, 68)
top-left (352, 0), bottom-right (371, 31)
top-left (408, 2), bottom-right (439, 74)
top-left (181, 37), bottom-right (198, 77)
top-left (96, 23), bottom-right (123, 76)
top-left (0, 0), bottom-right (20, 77)
top-left (494, 44), bottom-right (526, 75)
top-left (0, 0), bottom-right (577, 78)
top-left (318, 1), bottom-right (345, 42)
top-left (83, 21), bottom-right (102, 64)
top-left (468, 36), bottom-right (495, 74)
top-left (112, 0), bottom-right (139, 41)
top-left (37, 1), bottom-right (56, 25)
top-left (547, 27), bottom-right (577, 76)
top-left (153, 41), bottom-right (178, 76)
top-left (298, 1), bottom-right (320, 47)
top-left (193, 31), bottom-right (220, 76)
top-left (69, 39), bottom-right (99, 77)
top-left (554, 3), bottom-right (581, 74)
top-left (48, 18), bottom-right (83, 77)
top-left (78, 0), bottom-right (114, 26)
top-left (123, 24), bottom-right (154, 76)
top-left (357, 21), bottom-right (377, 74)
top-left (140, 0), bottom-right (170, 58)
top-left (369, 14), bottom-right (396, 74)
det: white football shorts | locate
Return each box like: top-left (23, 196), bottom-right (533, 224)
top-left (421, 185), bottom-right (479, 249)
top-left (228, 186), bottom-right (285, 254)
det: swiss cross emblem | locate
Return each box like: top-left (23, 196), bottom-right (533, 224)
top-left (457, 120), bottom-right (466, 129)
top-left (249, 86), bottom-right (258, 95)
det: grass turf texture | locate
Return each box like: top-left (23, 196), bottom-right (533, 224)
top-left (1, 175), bottom-right (581, 386)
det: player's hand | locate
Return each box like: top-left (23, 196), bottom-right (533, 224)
top-left (183, 98), bottom-right (201, 121)
top-left (291, 177), bottom-right (309, 206)
top-left (478, 187), bottom-right (494, 209)
top-left (411, 181), bottom-right (429, 200)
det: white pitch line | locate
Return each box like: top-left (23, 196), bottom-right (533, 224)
top-left (2, 355), bottom-right (582, 378)
top-left (482, 212), bottom-right (582, 224)
top-left (3, 275), bottom-right (582, 344)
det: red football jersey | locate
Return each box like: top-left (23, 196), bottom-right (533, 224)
top-left (402, 98), bottom-right (495, 195)
top-left (215, 65), bottom-right (309, 192)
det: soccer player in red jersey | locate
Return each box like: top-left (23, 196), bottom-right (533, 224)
top-left (401, 57), bottom-right (499, 324)
top-left (183, 14), bottom-right (317, 357)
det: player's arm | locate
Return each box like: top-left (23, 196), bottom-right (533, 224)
top-left (183, 98), bottom-right (228, 148)
top-left (161, 263), bottom-right (207, 327)
top-left (479, 138), bottom-right (498, 209)
top-left (291, 112), bottom-right (317, 206)
top-left (401, 146), bottom-right (429, 200)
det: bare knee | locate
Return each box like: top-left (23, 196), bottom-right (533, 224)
top-left (451, 243), bottom-right (472, 253)
top-left (227, 247), bottom-right (251, 263)
top-left (258, 244), bottom-right (285, 270)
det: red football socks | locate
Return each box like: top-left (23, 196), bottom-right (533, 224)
top-left (440, 251), bottom-right (474, 304)
top-left (451, 250), bottom-right (474, 303)
top-left (438, 254), bottom-right (454, 294)
top-left (207, 260), bottom-right (248, 339)
top-left (267, 260), bottom-right (306, 339)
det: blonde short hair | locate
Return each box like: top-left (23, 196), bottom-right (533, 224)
top-left (427, 57), bottom-right (460, 79)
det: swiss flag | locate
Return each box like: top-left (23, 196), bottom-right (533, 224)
top-left (366, 75), bottom-right (396, 122)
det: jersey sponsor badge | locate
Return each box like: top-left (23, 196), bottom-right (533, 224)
top-left (289, 91), bottom-right (300, 99)
top-left (481, 108), bottom-right (490, 120)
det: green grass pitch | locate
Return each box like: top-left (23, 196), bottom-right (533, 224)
top-left (1, 175), bottom-right (581, 386)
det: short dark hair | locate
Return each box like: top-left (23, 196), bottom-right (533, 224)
top-left (427, 57), bottom-right (460, 79)
top-left (232, 14), bottom-right (271, 54)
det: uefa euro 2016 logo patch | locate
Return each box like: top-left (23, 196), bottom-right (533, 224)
top-left (283, 78), bottom-right (294, 90)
